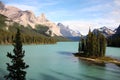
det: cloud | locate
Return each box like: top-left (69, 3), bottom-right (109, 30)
top-left (114, 0), bottom-right (120, 6)
top-left (78, 4), bottom-right (110, 13)
top-left (105, 0), bottom-right (120, 23)
top-left (7, 3), bottom-right (37, 11)
top-left (109, 9), bottom-right (120, 22)
top-left (112, 0), bottom-right (120, 20)
top-left (39, 1), bottom-right (59, 7)
top-left (62, 20), bottom-right (93, 35)
top-left (6, 0), bottom-right (59, 16)
top-left (6, 2), bottom-right (58, 11)
top-left (60, 0), bottom-right (120, 35)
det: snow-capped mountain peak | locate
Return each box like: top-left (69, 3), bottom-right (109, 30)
top-left (93, 26), bottom-right (115, 37)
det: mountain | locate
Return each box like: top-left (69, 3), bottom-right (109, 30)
top-left (107, 25), bottom-right (120, 47)
top-left (0, 2), bottom-right (62, 36)
top-left (93, 26), bottom-right (115, 37)
top-left (115, 25), bottom-right (120, 35)
top-left (57, 23), bottom-right (81, 37)
top-left (109, 25), bottom-right (120, 37)
top-left (57, 23), bottom-right (81, 41)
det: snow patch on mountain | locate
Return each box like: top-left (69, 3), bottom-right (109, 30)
top-left (57, 23), bottom-right (82, 37)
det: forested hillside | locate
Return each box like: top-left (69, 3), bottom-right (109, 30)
top-left (107, 25), bottom-right (120, 47)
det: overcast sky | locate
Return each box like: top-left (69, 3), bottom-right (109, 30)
top-left (1, 0), bottom-right (120, 35)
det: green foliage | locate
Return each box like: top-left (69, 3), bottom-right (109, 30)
top-left (35, 24), bottom-right (49, 36)
top-left (53, 36), bottom-right (70, 42)
top-left (78, 36), bottom-right (86, 53)
top-left (78, 30), bottom-right (106, 58)
top-left (0, 14), bottom-right (7, 28)
top-left (5, 29), bottom-right (29, 80)
top-left (107, 35), bottom-right (120, 47)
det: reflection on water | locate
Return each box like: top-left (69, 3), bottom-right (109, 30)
top-left (58, 51), bottom-right (73, 56)
top-left (0, 42), bottom-right (120, 80)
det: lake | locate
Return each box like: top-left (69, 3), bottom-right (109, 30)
top-left (0, 42), bottom-right (120, 80)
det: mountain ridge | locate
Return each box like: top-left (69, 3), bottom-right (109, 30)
top-left (57, 23), bottom-right (81, 41)
top-left (57, 23), bottom-right (82, 37)
top-left (0, 2), bottom-right (62, 36)
top-left (92, 26), bottom-right (115, 37)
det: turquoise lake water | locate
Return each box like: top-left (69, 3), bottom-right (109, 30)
top-left (0, 42), bottom-right (120, 80)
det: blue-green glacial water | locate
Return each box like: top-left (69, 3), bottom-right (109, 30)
top-left (0, 42), bottom-right (120, 80)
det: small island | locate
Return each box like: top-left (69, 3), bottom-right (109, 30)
top-left (74, 29), bottom-right (120, 66)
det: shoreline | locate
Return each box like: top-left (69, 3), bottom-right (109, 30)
top-left (73, 53), bottom-right (120, 67)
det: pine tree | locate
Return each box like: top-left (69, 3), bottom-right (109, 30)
top-left (5, 29), bottom-right (29, 80)
top-left (78, 41), bottom-right (82, 53)
top-left (99, 34), bottom-right (106, 57)
top-left (86, 28), bottom-right (93, 56)
top-left (81, 38), bottom-right (85, 51)
top-left (96, 32), bottom-right (100, 57)
top-left (78, 29), bottom-right (106, 58)
top-left (78, 36), bottom-right (86, 53)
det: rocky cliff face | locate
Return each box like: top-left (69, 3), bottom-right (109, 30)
top-left (0, 2), bottom-right (62, 36)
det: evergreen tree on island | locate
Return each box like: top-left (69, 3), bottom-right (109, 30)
top-left (5, 29), bottom-right (29, 80)
top-left (78, 29), bottom-right (106, 58)
top-left (78, 36), bottom-right (86, 53)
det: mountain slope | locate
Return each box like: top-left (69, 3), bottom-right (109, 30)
top-left (0, 2), bottom-right (62, 36)
top-left (107, 25), bottom-right (120, 47)
top-left (115, 25), bottom-right (120, 35)
top-left (57, 23), bottom-right (81, 41)
top-left (93, 26), bottom-right (115, 37)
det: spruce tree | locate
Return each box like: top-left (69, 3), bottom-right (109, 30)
top-left (99, 33), bottom-right (106, 57)
top-left (78, 40), bottom-right (82, 53)
top-left (96, 32), bottom-right (100, 57)
top-left (5, 29), bottom-right (29, 80)
top-left (86, 28), bottom-right (93, 56)
top-left (79, 29), bottom-right (106, 58)
top-left (81, 38), bottom-right (85, 51)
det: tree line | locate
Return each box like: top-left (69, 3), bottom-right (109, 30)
top-left (107, 37), bottom-right (120, 47)
top-left (0, 29), bottom-right (56, 44)
top-left (78, 29), bottom-right (106, 58)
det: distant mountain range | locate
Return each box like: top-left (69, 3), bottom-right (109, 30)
top-left (57, 23), bottom-right (81, 41)
top-left (93, 26), bottom-right (115, 37)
